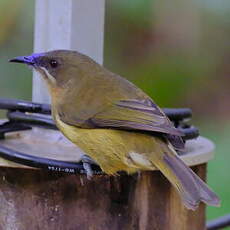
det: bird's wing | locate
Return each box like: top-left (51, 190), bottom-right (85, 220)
top-left (57, 98), bottom-right (184, 148)
top-left (89, 98), bottom-right (183, 136)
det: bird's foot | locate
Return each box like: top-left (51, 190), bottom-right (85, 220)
top-left (80, 155), bottom-right (97, 179)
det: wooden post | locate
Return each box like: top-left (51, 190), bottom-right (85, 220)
top-left (0, 165), bottom-right (206, 230)
top-left (0, 132), bottom-right (211, 230)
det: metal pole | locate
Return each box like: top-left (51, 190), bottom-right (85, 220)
top-left (32, 0), bottom-right (105, 103)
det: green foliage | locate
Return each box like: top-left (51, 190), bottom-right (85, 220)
top-left (109, 0), bottom-right (153, 26)
top-left (0, 0), bottom-right (34, 102)
top-left (199, 122), bottom-right (230, 221)
top-left (123, 54), bottom-right (205, 106)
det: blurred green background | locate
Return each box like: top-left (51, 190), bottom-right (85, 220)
top-left (0, 0), bottom-right (229, 223)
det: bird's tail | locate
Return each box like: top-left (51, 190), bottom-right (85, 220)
top-left (150, 142), bottom-right (220, 210)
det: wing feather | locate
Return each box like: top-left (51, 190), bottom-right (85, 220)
top-left (89, 99), bottom-right (183, 136)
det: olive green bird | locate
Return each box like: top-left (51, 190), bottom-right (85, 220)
top-left (10, 50), bottom-right (220, 210)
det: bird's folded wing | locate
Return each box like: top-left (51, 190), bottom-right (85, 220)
top-left (89, 99), bottom-right (183, 136)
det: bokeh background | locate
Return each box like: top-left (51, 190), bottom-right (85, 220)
top-left (0, 0), bottom-right (229, 222)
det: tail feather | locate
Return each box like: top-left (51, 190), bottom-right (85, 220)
top-left (189, 169), bottom-right (220, 207)
top-left (151, 143), bottom-right (220, 210)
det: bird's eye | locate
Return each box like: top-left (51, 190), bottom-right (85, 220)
top-left (49, 59), bottom-right (58, 68)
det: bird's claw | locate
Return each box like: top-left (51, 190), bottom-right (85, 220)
top-left (80, 155), bottom-right (96, 179)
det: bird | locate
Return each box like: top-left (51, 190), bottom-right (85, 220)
top-left (10, 50), bottom-right (220, 210)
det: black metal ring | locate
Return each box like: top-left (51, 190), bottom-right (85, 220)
top-left (0, 98), bottom-right (51, 114)
top-left (206, 214), bottom-right (230, 230)
top-left (0, 98), bottom-right (192, 121)
top-left (0, 98), bottom-right (199, 175)
top-left (0, 145), bottom-right (102, 175)
top-left (5, 111), bottom-right (199, 141)
top-left (7, 111), bottom-right (56, 130)
top-left (0, 121), bottom-right (31, 139)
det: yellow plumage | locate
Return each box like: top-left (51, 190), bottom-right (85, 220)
top-left (56, 113), bottom-right (159, 174)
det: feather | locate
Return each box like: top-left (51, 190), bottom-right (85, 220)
top-left (150, 142), bottom-right (220, 210)
top-left (90, 99), bottom-right (183, 136)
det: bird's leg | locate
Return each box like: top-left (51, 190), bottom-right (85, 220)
top-left (80, 155), bottom-right (97, 179)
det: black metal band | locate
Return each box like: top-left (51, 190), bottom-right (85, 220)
top-left (0, 98), bottom-right (51, 114)
top-left (0, 145), bottom-right (102, 175)
top-left (0, 98), bottom-right (199, 140)
top-left (0, 98), bottom-right (199, 175)
top-left (5, 110), bottom-right (199, 141)
top-left (207, 214), bottom-right (230, 230)
top-left (0, 98), bottom-right (192, 120)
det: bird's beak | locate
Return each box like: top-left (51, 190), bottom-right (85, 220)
top-left (9, 55), bottom-right (35, 65)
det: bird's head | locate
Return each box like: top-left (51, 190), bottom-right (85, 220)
top-left (9, 50), bottom-right (97, 90)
